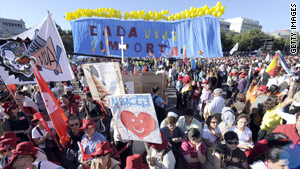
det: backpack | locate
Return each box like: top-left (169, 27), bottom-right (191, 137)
top-left (152, 95), bottom-right (166, 123)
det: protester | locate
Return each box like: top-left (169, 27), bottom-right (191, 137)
top-left (234, 93), bottom-right (250, 115)
top-left (125, 154), bottom-right (148, 169)
top-left (257, 96), bottom-right (283, 141)
top-left (78, 119), bottom-right (106, 169)
top-left (160, 111), bottom-right (178, 128)
top-left (64, 115), bottom-right (84, 167)
top-left (202, 115), bottom-right (223, 148)
top-left (152, 86), bottom-right (167, 125)
top-left (4, 141), bottom-right (63, 169)
top-left (160, 116), bottom-right (184, 155)
top-left (208, 88), bottom-right (225, 119)
top-left (0, 138), bottom-right (17, 168)
top-left (31, 114), bottom-right (67, 167)
top-left (80, 92), bottom-right (104, 132)
top-left (273, 111), bottom-right (300, 145)
top-left (2, 102), bottom-right (31, 141)
top-left (181, 128), bottom-right (206, 169)
top-left (60, 94), bottom-right (79, 117)
top-left (219, 98), bottom-right (236, 135)
top-left (213, 131), bottom-right (249, 169)
top-left (15, 91), bottom-right (39, 112)
top-left (229, 114), bottom-right (254, 152)
top-left (90, 141), bottom-right (121, 169)
top-left (147, 133), bottom-right (176, 169)
top-left (176, 108), bottom-right (202, 135)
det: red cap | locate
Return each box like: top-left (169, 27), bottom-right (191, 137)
top-left (83, 86), bottom-right (90, 92)
top-left (79, 119), bottom-right (96, 130)
top-left (4, 142), bottom-right (38, 169)
top-left (240, 74), bottom-right (246, 78)
top-left (258, 85), bottom-right (269, 93)
top-left (202, 80), bottom-right (209, 84)
top-left (1, 102), bottom-right (18, 113)
top-left (0, 132), bottom-right (20, 142)
top-left (233, 72), bottom-right (239, 77)
top-left (241, 72), bottom-right (247, 76)
top-left (91, 141), bottom-right (113, 157)
top-left (125, 154), bottom-right (148, 169)
top-left (148, 133), bottom-right (168, 152)
top-left (0, 138), bottom-right (17, 152)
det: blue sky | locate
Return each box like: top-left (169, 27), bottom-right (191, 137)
top-left (0, 0), bottom-right (298, 33)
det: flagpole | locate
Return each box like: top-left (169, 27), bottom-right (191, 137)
top-left (6, 86), bottom-right (17, 103)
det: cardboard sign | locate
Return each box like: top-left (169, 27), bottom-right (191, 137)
top-left (83, 62), bottom-right (125, 100)
top-left (107, 94), bottom-right (162, 144)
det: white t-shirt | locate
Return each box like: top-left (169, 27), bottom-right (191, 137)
top-left (229, 126), bottom-right (253, 147)
top-left (31, 121), bottom-right (54, 149)
top-left (202, 125), bottom-right (221, 143)
top-left (33, 160), bottom-right (64, 169)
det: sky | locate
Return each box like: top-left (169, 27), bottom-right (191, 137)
top-left (0, 0), bottom-right (298, 33)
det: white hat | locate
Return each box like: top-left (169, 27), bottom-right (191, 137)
top-left (167, 112), bottom-right (178, 118)
top-left (214, 88), bottom-right (223, 95)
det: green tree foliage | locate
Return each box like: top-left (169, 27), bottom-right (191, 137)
top-left (220, 30), bottom-right (234, 52)
top-left (56, 24), bottom-right (73, 54)
top-left (220, 29), bottom-right (300, 54)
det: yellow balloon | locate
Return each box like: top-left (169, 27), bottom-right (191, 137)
top-left (190, 6), bottom-right (194, 12)
top-left (216, 1), bottom-right (222, 7)
top-left (215, 7), bottom-right (220, 12)
top-left (205, 9), bottom-right (210, 15)
top-left (166, 10), bottom-right (170, 15)
top-left (211, 11), bottom-right (216, 16)
top-left (217, 12), bottom-right (222, 18)
top-left (185, 12), bottom-right (190, 18)
top-left (191, 13), bottom-right (195, 18)
top-left (149, 10), bottom-right (153, 15)
top-left (162, 9), bottom-right (166, 14)
top-left (221, 6), bottom-right (226, 12)
top-left (199, 11), bottom-right (204, 16)
top-left (203, 5), bottom-right (208, 10)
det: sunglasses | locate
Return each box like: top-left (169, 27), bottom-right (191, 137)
top-left (95, 154), bottom-right (108, 158)
top-left (69, 123), bottom-right (79, 127)
top-left (227, 141), bottom-right (239, 145)
top-left (2, 148), bottom-right (13, 152)
top-left (211, 121), bottom-right (218, 124)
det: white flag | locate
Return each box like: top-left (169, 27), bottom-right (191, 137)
top-left (265, 53), bottom-right (270, 62)
top-left (230, 43), bottom-right (239, 55)
top-left (0, 13), bottom-right (74, 84)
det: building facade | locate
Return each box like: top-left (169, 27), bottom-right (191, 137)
top-left (270, 30), bottom-right (291, 39)
top-left (219, 19), bottom-right (230, 32)
top-left (0, 17), bottom-right (26, 38)
top-left (225, 17), bottom-right (262, 33)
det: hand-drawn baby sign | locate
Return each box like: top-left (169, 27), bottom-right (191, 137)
top-left (107, 94), bottom-right (162, 144)
top-left (120, 111), bottom-right (155, 139)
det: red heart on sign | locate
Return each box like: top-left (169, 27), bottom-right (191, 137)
top-left (120, 110), bottom-right (155, 139)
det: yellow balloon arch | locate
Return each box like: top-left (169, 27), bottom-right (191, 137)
top-left (65, 2), bottom-right (225, 21)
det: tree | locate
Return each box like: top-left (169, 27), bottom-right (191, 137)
top-left (232, 29), bottom-right (270, 52)
top-left (220, 30), bottom-right (234, 52)
top-left (56, 24), bottom-right (73, 54)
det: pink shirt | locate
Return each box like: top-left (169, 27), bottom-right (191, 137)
top-left (181, 139), bottom-right (207, 169)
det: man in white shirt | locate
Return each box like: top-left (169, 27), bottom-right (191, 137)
top-left (176, 108), bottom-right (202, 135)
top-left (208, 88), bottom-right (225, 115)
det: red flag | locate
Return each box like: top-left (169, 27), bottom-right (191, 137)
top-left (34, 112), bottom-right (64, 152)
top-left (266, 53), bottom-right (278, 76)
top-left (31, 63), bottom-right (69, 144)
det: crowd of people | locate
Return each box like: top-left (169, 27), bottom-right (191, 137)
top-left (0, 54), bottom-right (300, 169)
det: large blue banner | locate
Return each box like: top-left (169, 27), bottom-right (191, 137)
top-left (71, 17), bottom-right (223, 58)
